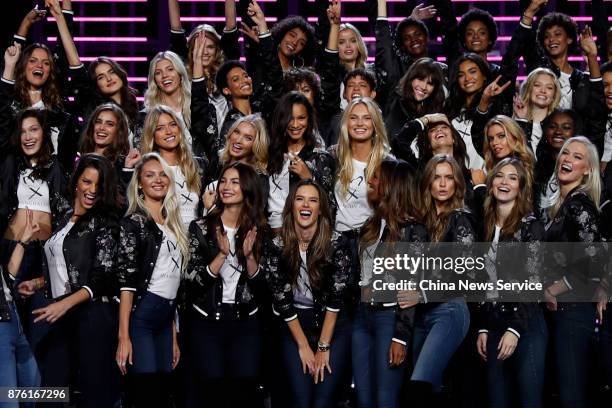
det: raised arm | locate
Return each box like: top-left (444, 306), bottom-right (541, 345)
top-left (15, 6), bottom-right (47, 45)
top-left (168, 0), bottom-right (188, 60)
top-left (46, 0), bottom-right (80, 67)
top-left (225, 0), bottom-right (237, 32)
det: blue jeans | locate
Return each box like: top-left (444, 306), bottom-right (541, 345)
top-left (351, 304), bottom-right (406, 408)
top-left (130, 291), bottom-right (176, 374)
top-left (281, 309), bottom-right (351, 408)
top-left (411, 298), bottom-right (470, 390)
top-left (485, 306), bottom-right (548, 408)
top-left (553, 303), bottom-right (597, 408)
top-left (0, 302), bottom-right (40, 408)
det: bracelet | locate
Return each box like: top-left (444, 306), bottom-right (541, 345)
top-left (317, 341), bottom-right (330, 352)
top-left (17, 240), bottom-right (28, 249)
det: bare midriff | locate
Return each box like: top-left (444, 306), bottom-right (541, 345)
top-left (3, 209), bottom-right (53, 242)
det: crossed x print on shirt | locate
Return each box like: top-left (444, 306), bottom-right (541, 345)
top-left (346, 175), bottom-right (364, 202)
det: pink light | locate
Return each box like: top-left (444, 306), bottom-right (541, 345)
top-left (128, 77), bottom-right (148, 82)
top-left (48, 17), bottom-right (147, 22)
top-left (71, 0), bottom-right (147, 2)
top-left (181, 17), bottom-right (278, 22)
top-left (137, 97), bottom-right (144, 102)
top-left (47, 37), bottom-right (147, 42)
top-left (81, 57), bottom-right (148, 62)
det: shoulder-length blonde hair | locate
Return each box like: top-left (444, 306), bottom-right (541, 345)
top-left (549, 136), bottom-right (601, 218)
top-left (126, 152), bottom-right (189, 269)
top-left (483, 158), bottom-right (533, 241)
top-left (141, 105), bottom-right (202, 193)
top-left (336, 97), bottom-right (390, 197)
top-left (420, 154), bottom-right (467, 242)
top-left (483, 115), bottom-right (535, 176)
top-left (219, 114), bottom-right (269, 175)
top-left (144, 51), bottom-right (192, 128)
top-left (519, 68), bottom-right (561, 122)
top-left (338, 23), bottom-right (368, 70)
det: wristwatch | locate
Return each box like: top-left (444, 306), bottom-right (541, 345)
top-left (317, 341), bottom-right (330, 352)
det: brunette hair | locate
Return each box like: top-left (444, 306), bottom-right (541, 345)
top-left (14, 43), bottom-right (62, 109)
top-left (398, 58), bottom-right (445, 116)
top-left (280, 179), bottom-right (332, 290)
top-left (80, 104), bottom-right (130, 163)
top-left (88, 57), bottom-right (139, 122)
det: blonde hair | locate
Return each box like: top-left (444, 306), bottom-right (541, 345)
top-left (337, 97), bottom-right (390, 197)
top-left (338, 23), bottom-right (368, 70)
top-left (549, 136), bottom-right (601, 218)
top-left (219, 114), bottom-right (269, 175)
top-left (519, 68), bottom-right (561, 122)
top-left (144, 51), bottom-right (192, 128)
top-left (126, 152), bottom-right (190, 269)
top-left (141, 105), bottom-right (202, 193)
top-left (483, 115), bottom-right (535, 177)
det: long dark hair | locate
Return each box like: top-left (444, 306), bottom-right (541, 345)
top-left (69, 153), bottom-right (121, 217)
top-left (207, 162), bottom-right (266, 265)
top-left (14, 43), bottom-right (62, 109)
top-left (447, 53), bottom-right (492, 120)
top-left (11, 109), bottom-right (54, 177)
top-left (267, 92), bottom-right (318, 176)
top-left (398, 58), bottom-right (445, 116)
top-left (418, 122), bottom-right (469, 174)
top-left (483, 158), bottom-right (533, 241)
top-left (88, 57), bottom-right (139, 123)
top-left (80, 104), bottom-right (130, 162)
top-left (280, 179), bottom-right (332, 291)
top-left (360, 160), bottom-right (421, 252)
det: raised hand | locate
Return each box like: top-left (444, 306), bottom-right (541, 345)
top-left (216, 226), bottom-right (231, 256)
top-left (3, 43), bottom-right (21, 68)
top-left (288, 152), bottom-right (313, 180)
top-left (579, 25), bottom-right (597, 57)
top-left (247, 1), bottom-right (268, 33)
top-left (411, 3), bottom-right (437, 21)
top-left (420, 113), bottom-right (449, 127)
top-left (192, 32), bottom-right (206, 78)
top-left (25, 6), bottom-right (47, 24)
top-left (239, 22), bottom-right (261, 44)
top-left (124, 149), bottom-right (141, 169)
top-left (327, 0), bottom-right (341, 26)
top-left (45, 0), bottom-right (62, 18)
top-left (482, 76), bottom-right (512, 100)
top-left (513, 94), bottom-right (528, 120)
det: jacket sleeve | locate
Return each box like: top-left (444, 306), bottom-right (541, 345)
top-left (190, 78), bottom-right (218, 158)
top-left (250, 34), bottom-right (284, 121)
top-left (374, 18), bottom-right (401, 111)
top-left (185, 220), bottom-right (218, 294)
top-left (326, 234), bottom-right (352, 313)
top-left (117, 218), bottom-right (140, 292)
top-left (316, 49), bottom-right (343, 124)
top-left (391, 119), bottom-right (422, 168)
top-left (85, 217), bottom-right (119, 298)
top-left (263, 241), bottom-right (297, 322)
top-left (0, 78), bottom-right (16, 155)
top-left (220, 28), bottom-right (240, 61)
top-left (432, 0), bottom-right (462, 68)
top-left (169, 29), bottom-right (189, 61)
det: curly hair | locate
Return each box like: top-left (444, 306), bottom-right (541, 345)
top-left (271, 16), bottom-right (317, 67)
top-left (537, 12), bottom-right (578, 55)
top-left (282, 68), bottom-right (321, 102)
top-left (88, 57), bottom-right (139, 123)
top-left (457, 8), bottom-right (498, 52)
top-left (14, 44), bottom-right (62, 109)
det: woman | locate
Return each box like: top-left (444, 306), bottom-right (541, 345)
top-left (353, 160), bottom-right (428, 408)
top-left (446, 54), bottom-right (494, 170)
top-left (267, 180), bottom-right (351, 407)
top-left (514, 68), bottom-right (561, 154)
top-left (0, 42), bottom-right (78, 171)
top-left (134, 51), bottom-right (192, 150)
top-left (476, 158), bottom-right (547, 408)
top-left (203, 114), bottom-right (269, 214)
top-left (384, 58), bottom-right (445, 140)
top-left (185, 162), bottom-right (267, 406)
top-left (267, 92), bottom-right (335, 232)
top-left (79, 104), bottom-right (130, 169)
top-left (333, 97), bottom-right (391, 233)
top-left (18, 154), bottom-right (122, 408)
top-left (542, 136), bottom-right (604, 408)
top-left (134, 105), bottom-right (206, 228)
top-left (481, 115), bottom-right (535, 176)
top-left (0, 209), bottom-right (41, 408)
top-left (409, 155), bottom-right (474, 404)
top-left (0, 110), bottom-right (70, 344)
top-left (116, 153), bottom-right (188, 407)
top-left (46, 0), bottom-right (139, 130)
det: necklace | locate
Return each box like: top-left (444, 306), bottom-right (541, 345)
top-left (298, 240), bottom-right (310, 251)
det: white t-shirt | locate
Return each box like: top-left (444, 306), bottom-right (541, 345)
top-left (268, 159), bottom-right (291, 229)
top-left (1, 268), bottom-right (13, 303)
top-left (452, 115), bottom-right (485, 170)
top-left (485, 225), bottom-right (501, 300)
top-left (334, 159), bottom-right (372, 232)
top-left (602, 116), bottom-right (612, 162)
top-left (219, 225), bottom-right (242, 303)
top-left (17, 168), bottom-right (51, 213)
top-left (531, 122), bottom-right (543, 155)
top-left (293, 250), bottom-right (314, 308)
top-left (45, 221), bottom-right (75, 299)
top-left (148, 224), bottom-right (182, 300)
top-left (558, 71), bottom-right (572, 110)
top-left (169, 165), bottom-right (198, 227)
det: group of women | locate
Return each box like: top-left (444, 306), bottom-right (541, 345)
top-left (1, 0), bottom-right (611, 407)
